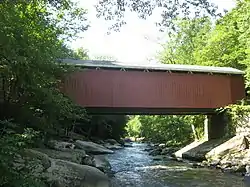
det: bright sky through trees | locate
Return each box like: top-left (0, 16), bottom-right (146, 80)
top-left (70, 0), bottom-right (236, 63)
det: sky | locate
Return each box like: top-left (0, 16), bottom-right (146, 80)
top-left (70, 0), bottom-right (236, 64)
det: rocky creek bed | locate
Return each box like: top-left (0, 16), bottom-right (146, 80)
top-left (16, 134), bottom-right (250, 186)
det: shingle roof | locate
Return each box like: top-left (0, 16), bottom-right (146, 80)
top-left (60, 59), bottom-right (245, 75)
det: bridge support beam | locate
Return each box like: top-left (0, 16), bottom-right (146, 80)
top-left (204, 112), bottom-right (228, 140)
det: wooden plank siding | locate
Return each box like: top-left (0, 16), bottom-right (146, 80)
top-left (61, 69), bottom-right (245, 114)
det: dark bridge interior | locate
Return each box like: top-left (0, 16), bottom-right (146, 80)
top-left (60, 59), bottom-right (246, 115)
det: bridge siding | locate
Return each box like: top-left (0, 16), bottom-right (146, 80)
top-left (230, 76), bottom-right (245, 103)
top-left (62, 69), bottom-right (244, 109)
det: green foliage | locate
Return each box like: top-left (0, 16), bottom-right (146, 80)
top-left (157, 0), bottom-right (250, 140)
top-left (140, 115), bottom-right (193, 146)
top-left (160, 1), bottom-right (250, 72)
top-left (223, 100), bottom-right (250, 136)
top-left (126, 116), bottom-right (141, 138)
top-left (159, 17), bottom-right (212, 65)
top-left (0, 0), bottom-right (90, 186)
top-left (0, 0), bottom-right (89, 133)
top-left (0, 120), bottom-right (45, 187)
top-left (96, 0), bottom-right (220, 33)
top-left (126, 115), bottom-right (205, 147)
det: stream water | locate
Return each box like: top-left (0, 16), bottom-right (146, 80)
top-left (107, 143), bottom-right (245, 187)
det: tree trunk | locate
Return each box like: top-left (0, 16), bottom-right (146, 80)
top-left (191, 124), bottom-right (198, 141)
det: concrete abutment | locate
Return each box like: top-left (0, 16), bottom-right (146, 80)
top-left (204, 112), bottom-right (229, 140)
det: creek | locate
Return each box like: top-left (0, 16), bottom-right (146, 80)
top-left (107, 143), bottom-right (245, 187)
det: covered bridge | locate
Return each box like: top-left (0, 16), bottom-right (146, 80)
top-left (60, 59), bottom-right (245, 115)
top-left (60, 59), bottom-right (246, 140)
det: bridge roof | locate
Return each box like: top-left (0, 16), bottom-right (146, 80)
top-left (61, 59), bottom-right (244, 75)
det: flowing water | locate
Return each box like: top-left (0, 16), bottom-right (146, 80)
top-left (107, 143), bottom-right (245, 187)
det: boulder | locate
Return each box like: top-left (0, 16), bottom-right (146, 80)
top-left (14, 149), bottom-right (51, 178)
top-left (105, 139), bottom-right (119, 145)
top-left (144, 147), bottom-right (153, 152)
top-left (149, 148), bottom-right (162, 156)
top-left (23, 149), bottom-right (51, 170)
top-left (209, 159), bottom-right (220, 167)
top-left (161, 147), bottom-right (178, 155)
top-left (152, 155), bottom-right (164, 161)
top-left (93, 155), bottom-right (112, 173)
top-left (103, 143), bottom-right (123, 150)
top-left (46, 140), bottom-right (75, 151)
top-left (191, 162), bottom-right (205, 168)
top-left (124, 138), bottom-right (132, 143)
top-left (82, 155), bottom-right (96, 166)
top-left (234, 165), bottom-right (246, 173)
top-left (45, 159), bottom-right (110, 187)
top-left (68, 132), bottom-right (87, 141)
top-left (33, 148), bottom-right (95, 166)
top-left (158, 143), bottom-right (166, 148)
top-left (124, 142), bottom-right (133, 147)
top-left (93, 139), bottom-right (105, 145)
top-left (117, 139), bottom-right (125, 146)
top-left (75, 140), bottom-right (114, 154)
top-left (206, 135), bottom-right (248, 160)
top-left (20, 149), bottom-right (110, 187)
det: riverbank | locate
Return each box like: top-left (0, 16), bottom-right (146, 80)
top-left (12, 134), bottom-right (250, 186)
top-left (144, 134), bottom-right (250, 176)
top-left (13, 133), bottom-right (133, 187)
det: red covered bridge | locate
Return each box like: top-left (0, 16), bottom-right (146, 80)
top-left (60, 59), bottom-right (245, 115)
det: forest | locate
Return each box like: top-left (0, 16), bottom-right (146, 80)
top-left (0, 0), bottom-right (250, 186)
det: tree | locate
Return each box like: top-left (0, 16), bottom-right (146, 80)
top-left (157, 0), bottom-right (250, 143)
top-left (96, 0), bottom-right (222, 32)
top-left (0, 1), bottom-right (89, 185)
top-left (159, 1), bottom-right (249, 71)
top-left (137, 115), bottom-right (195, 146)
top-left (194, 4), bottom-right (248, 70)
top-left (159, 17), bottom-right (212, 65)
top-left (126, 116), bottom-right (141, 138)
top-left (0, 0), bottom-right (89, 132)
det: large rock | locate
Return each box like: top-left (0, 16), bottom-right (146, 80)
top-left (14, 149), bottom-right (51, 178)
top-left (206, 136), bottom-right (250, 162)
top-left (117, 139), bottom-right (125, 146)
top-left (46, 140), bottom-right (75, 151)
top-left (149, 148), bottom-right (162, 156)
top-left (105, 139), bottom-right (119, 145)
top-left (174, 139), bottom-right (225, 161)
top-left (104, 139), bottom-right (123, 150)
top-left (19, 149), bottom-right (110, 187)
top-left (68, 132), bottom-right (87, 141)
top-left (204, 135), bottom-right (250, 173)
top-left (45, 159), bottom-right (110, 187)
top-left (103, 143), bottom-right (123, 150)
top-left (158, 143), bottom-right (166, 148)
top-left (161, 147), bottom-right (179, 155)
top-left (124, 138), bottom-right (132, 143)
top-left (93, 155), bottom-right (112, 173)
top-left (23, 149), bottom-right (51, 170)
top-left (33, 148), bottom-right (95, 166)
top-left (124, 142), bottom-right (133, 147)
top-left (75, 140), bottom-right (114, 154)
